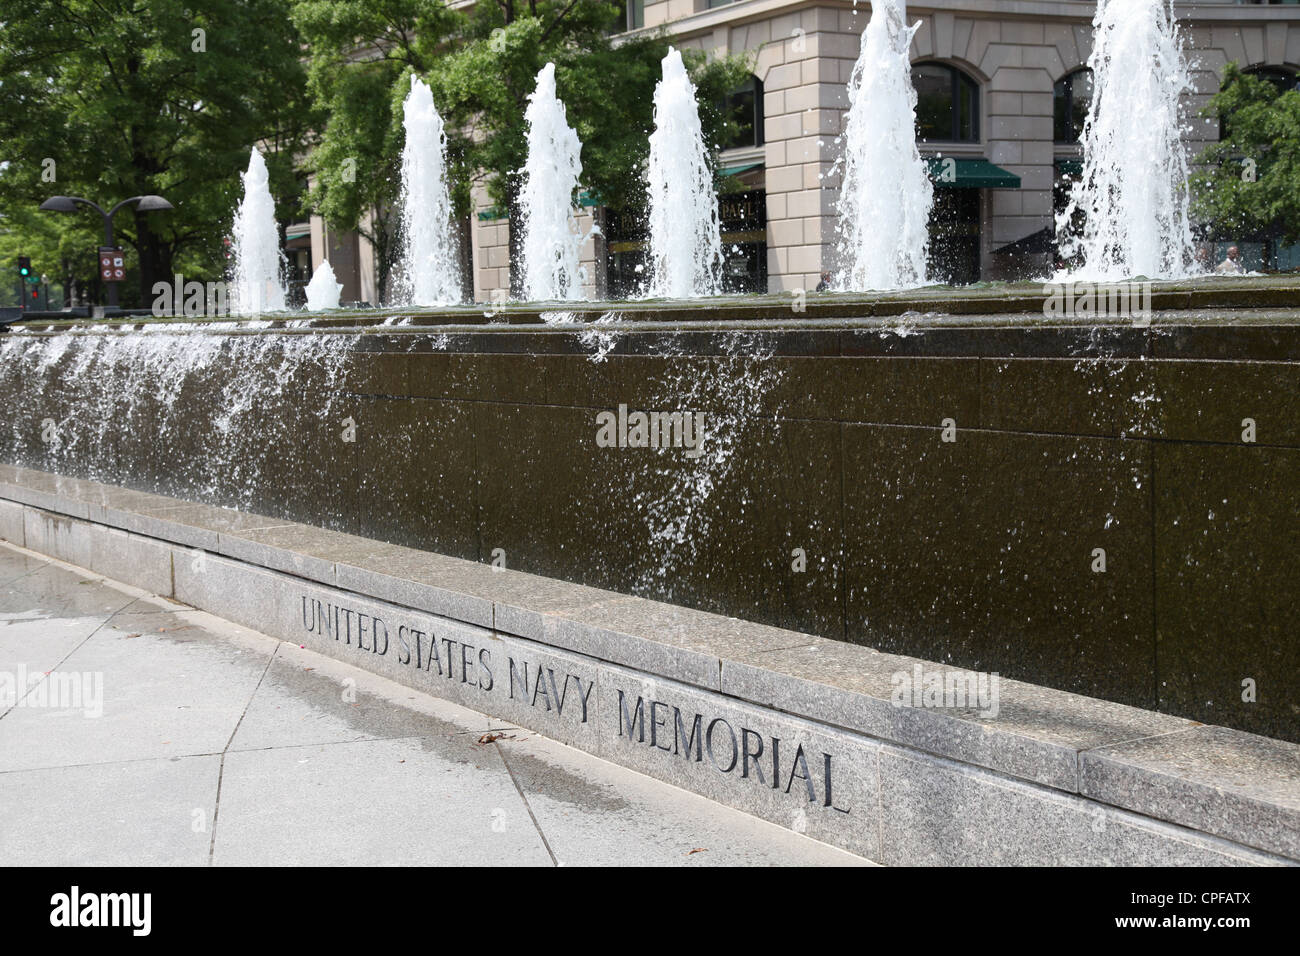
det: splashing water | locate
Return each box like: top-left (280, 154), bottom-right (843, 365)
top-left (398, 76), bottom-right (462, 306)
top-left (0, 327), bottom-right (351, 508)
top-left (620, 331), bottom-right (786, 598)
top-left (520, 63), bottom-right (587, 302)
top-left (304, 261), bottom-right (343, 311)
top-left (1056, 0), bottom-right (1193, 281)
top-left (646, 48), bottom-right (721, 299)
top-left (0, 319), bottom-right (789, 620)
top-left (835, 0), bottom-right (932, 292)
top-left (230, 149), bottom-right (287, 314)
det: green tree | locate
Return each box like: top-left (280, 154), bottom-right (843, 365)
top-left (0, 204), bottom-right (101, 308)
top-left (1193, 63), bottom-right (1300, 249)
top-left (292, 0), bottom-right (462, 304)
top-left (0, 0), bottom-right (313, 306)
top-left (294, 0), bottom-right (750, 300)
top-left (432, 3), bottom-right (750, 295)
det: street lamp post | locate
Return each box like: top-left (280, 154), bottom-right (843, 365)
top-left (39, 195), bottom-right (173, 308)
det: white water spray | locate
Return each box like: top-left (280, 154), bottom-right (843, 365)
top-left (0, 326), bottom-right (351, 504)
top-left (645, 48), bottom-right (721, 299)
top-left (1057, 0), bottom-right (1193, 280)
top-left (399, 75), bottom-right (462, 306)
top-left (520, 64), bottom-right (587, 302)
top-left (230, 149), bottom-right (287, 314)
top-left (304, 260), bottom-right (343, 311)
top-left (835, 0), bottom-right (932, 292)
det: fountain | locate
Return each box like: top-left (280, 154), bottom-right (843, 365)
top-left (230, 148), bottom-right (287, 314)
top-left (835, 0), bottom-right (933, 292)
top-left (304, 260), bottom-right (343, 311)
top-left (398, 75), bottom-right (462, 306)
top-left (645, 47), bottom-right (721, 299)
top-left (519, 63), bottom-right (587, 302)
top-left (1056, 0), bottom-right (1194, 280)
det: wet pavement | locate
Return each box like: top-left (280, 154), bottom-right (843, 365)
top-left (0, 541), bottom-right (863, 867)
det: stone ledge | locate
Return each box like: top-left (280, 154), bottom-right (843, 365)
top-left (720, 641), bottom-right (1196, 794)
top-left (0, 521), bottom-right (1289, 866)
top-left (9, 275), bottom-right (1300, 332)
top-left (0, 463), bottom-right (1296, 863)
top-left (1080, 726), bottom-right (1300, 862)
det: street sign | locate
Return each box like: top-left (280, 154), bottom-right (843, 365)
top-left (98, 246), bottom-right (125, 282)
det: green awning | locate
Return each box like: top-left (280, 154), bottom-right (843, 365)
top-left (1056, 158), bottom-right (1083, 177)
top-left (719, 162), bottom-right (763, 179)
top-left (477, 207), bottom-right (505, 221)
top-left (925, 157), bottom-right (1020, 189)
top-left (286, 229), bottom-right (310, 240)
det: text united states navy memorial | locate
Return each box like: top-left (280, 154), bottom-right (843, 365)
top-left (298, 594), bottom-right (853, 815)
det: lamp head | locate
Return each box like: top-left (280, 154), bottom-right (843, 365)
top-left (39, 196), bottom-right (79, 213)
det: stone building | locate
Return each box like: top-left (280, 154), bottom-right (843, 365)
top-left (311, 0), bottom-right (1300, 304)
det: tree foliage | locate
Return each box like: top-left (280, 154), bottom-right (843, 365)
top-left (291, 0), bottom-right (462, 304)
top-left (1192, 63), bottom-right (1300, 247)
top-left (294, 0), bottom-right (751, 300)
top-left (0, 0), bottom-right (312, 305)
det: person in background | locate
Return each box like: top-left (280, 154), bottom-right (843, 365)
top-left (1216, 246), bottom-right (1243, 275)
top-left (1193, 244), bottom-right (1213, 273)
top-left (815, 271), bottom-right (832, 292)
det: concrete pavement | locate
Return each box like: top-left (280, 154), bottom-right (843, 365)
top-left (0, 541), bottom-right (864, 867)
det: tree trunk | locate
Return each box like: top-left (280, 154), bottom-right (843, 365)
top-left (131, 209), bottom-right (172, 302)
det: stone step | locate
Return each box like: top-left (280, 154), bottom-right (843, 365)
top-left (0, 463), bottom-right (1295, 865)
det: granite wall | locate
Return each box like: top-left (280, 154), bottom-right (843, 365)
top-left (3, 310), bottom-right (1297, 742)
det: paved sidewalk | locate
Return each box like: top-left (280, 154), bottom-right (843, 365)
top-left (0, 542), bottom-right (864, 867)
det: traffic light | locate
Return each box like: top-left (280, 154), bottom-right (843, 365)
top-left (17, 256), bottom-right (31, 279)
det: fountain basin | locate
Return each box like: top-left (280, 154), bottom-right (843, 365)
top-left (8, 275), bottom-right (1297, 330)
top-left (4, 279), bottom-right (1299, 742)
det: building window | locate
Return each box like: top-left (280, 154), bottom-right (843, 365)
top-left (603, 189), bottom-right (768, 296)
top-left (607, 0), bottom-right (642, 32)
top-left (1054, 69), bottom-right (1093, 144)
top-left (625, 0), bottom-right (643, 30)
top-left (1220, 65), bottom-right (1300, 139)
top-left (718, 189), bottom-right (767, 293)
top-left (912, 63), bottom-right (980, 143)
top-left (1212, 64), bottom-right (1300, 273)
top-left (602, 205), bottom-right (646, 299)
top-left (926, 190), bottom-right (981, 285)
top-left (719, 76), bottom-right (764, 150)
top-left (1240, 65), bottom-right (1300, 94)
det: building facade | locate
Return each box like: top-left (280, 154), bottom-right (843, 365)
top-left (312, 0), bottom-right (1300, 304)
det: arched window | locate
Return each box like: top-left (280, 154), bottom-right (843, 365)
top-left (1054, 69), bottom-right (1093, 144)
top-left (719, 75), bottom-right (764, 150)
top-left (1220, 65), bottom-right (1300, 138)
top-left (624, 0), bottom-right (644, 30)
top-left (1244, 65), bottom-right (1300, 95)
top-left (912, 63), bottom-right (980, 143)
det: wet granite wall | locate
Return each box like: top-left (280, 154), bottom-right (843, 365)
top-left (3, 316), bottom-right (1297, 742)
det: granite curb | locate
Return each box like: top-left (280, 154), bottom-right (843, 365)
top-left (0, 464), bottom-right (1295, 863)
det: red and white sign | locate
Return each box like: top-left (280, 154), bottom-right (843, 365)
top-left (98, 247), bottom-right (125, 282)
